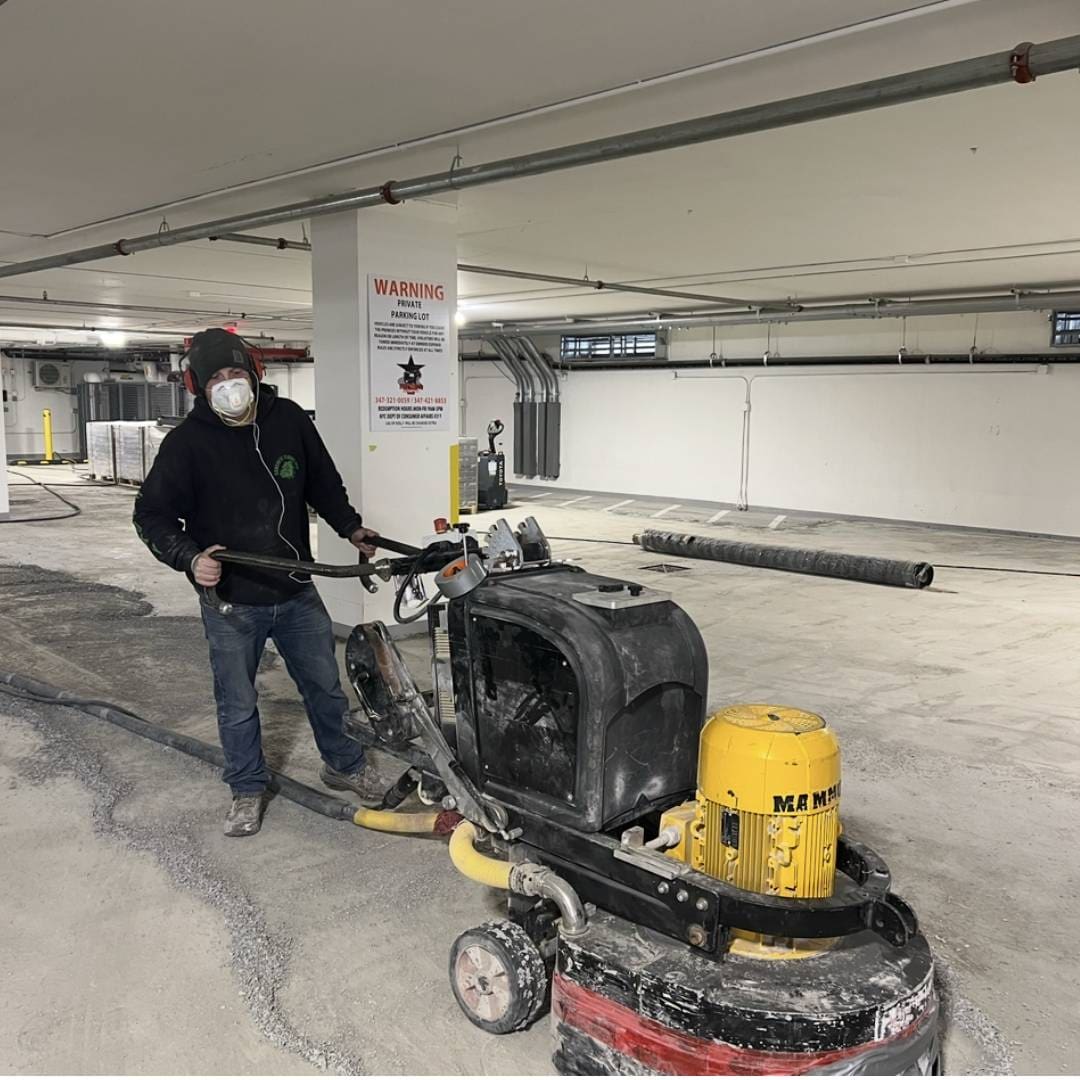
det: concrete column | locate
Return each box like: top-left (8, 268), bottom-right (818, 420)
top-left (0, 356), bottom-right (9, 517)
top-left (311, 202), bottom-right (458, 631)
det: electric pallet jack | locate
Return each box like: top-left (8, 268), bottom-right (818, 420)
top-left (212, 518), bottom-right (939, 1075)
top-left (478, 419), bottom-right (508, 511)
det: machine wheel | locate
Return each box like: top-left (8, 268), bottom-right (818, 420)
top-left (449, 920), bottom-right (548, 1034)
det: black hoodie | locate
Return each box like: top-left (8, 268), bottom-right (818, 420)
top-left (133, 387), bottom-right (362, 605)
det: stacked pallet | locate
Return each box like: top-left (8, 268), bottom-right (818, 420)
top-left (86, 420), bottom-right (171, 484)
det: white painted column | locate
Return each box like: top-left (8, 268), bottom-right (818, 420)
top-left (311, 202), bottom-right (458, 631)
top-left (0, 355), bottom-right (9, 517)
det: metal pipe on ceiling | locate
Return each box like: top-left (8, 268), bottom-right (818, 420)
top-left (1, 33), bottom-right (1078, 282)
top-left (0, 292), bottom-right (281, 321)
top-left (0, 321), bottom-right (191, 338)
top-left (457, 262), bottom-right (768, 309)
top-left (198, 242), bottom-right (766, 308)
top-left (209, 233), bottom-right (312, 251)
top-left (36, 0), bottom-right (981, 243)
top-left (462, 288), bottom-right (1080, 337)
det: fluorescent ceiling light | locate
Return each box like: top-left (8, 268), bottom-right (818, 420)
top-left (97, 330), bottom-right (129, 348)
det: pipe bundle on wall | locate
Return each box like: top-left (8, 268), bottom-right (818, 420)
top-left (636, 530), bottom-right (934, 588)
top-left (490, 335), bottom-right (560, 480)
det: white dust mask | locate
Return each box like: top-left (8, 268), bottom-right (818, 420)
top-left (210, 377), bottom-right (254, 418)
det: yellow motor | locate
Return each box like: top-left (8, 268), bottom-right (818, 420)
top-left (677, 705), bottom-right (841, 899)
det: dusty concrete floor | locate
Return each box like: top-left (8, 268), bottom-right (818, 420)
top-left (2, 466), bottom-right (1079, 1074)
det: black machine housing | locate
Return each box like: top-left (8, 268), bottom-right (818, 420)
top-left (448, 565), bottom-right (707, 833)
top-left (344, 528), bottom-right (921, 959)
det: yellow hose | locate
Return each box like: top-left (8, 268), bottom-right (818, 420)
top-left (352, 807), bottom-right (442, 833)
top-left (448, 819), bottom-right (512, 889)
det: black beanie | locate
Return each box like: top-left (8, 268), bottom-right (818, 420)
top-left (186, 328), bottom-right (252, 390)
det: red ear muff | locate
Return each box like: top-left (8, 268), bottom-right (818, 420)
top-left (250, 352), bottom-right (265, 381)
top-left (180, 353), bottom-right (198, 395)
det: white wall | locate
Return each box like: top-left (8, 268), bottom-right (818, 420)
top-left (461, 310), bottom-right (1080, 536)
top-left (0, 353), bottom-right (84, 457)
top-left (263, 362), bottom-right (315, 411)
top-left (0, 362), bottom-right (8, 515)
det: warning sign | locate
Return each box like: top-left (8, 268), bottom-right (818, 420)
top-left (368, 275), bottom-right (450, 431)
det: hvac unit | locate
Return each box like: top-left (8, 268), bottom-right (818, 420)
top-left (33, 360), bottom-right (72, 390)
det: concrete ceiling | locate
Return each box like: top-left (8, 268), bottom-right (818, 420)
top-left (1, 0), bottom-right (1079, 345)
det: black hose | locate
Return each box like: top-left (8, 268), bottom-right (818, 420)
top-left (637, 529), bottom-right (934, 589)
top-left (3, 469), bottom-right (82, 522)
top-left (546, 535), bottom-right (638, 546)
top-left (392, 561), bottom-right (433, 624)
top-left (0, 671), bottom-right (360, 821)
top-left (936, 563), bottom-right (1080, 578)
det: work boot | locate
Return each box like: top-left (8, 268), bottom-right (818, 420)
top-left (320, 762), bottom-right (385, 806)
top-left (224, 793), bottom-right (264, 838)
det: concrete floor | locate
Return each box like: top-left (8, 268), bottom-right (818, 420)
top-left (2, 465), bottom-right (1079, 1074)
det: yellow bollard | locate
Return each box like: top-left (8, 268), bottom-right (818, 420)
top-left (41, 409), bottom-right (55, 463)
top-left (449, 441), bottom-right (460, 520)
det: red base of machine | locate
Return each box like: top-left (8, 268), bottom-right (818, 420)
top-left (552, 974), bottom-right (937, 1076)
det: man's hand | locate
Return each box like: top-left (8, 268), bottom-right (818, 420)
top-left (193, 544), bottom-right (225, 587)
top-left (349, 526), bottom-right (379, 560)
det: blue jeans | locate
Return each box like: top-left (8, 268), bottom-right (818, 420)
top-left (200, 586), bottom-right (364, 794)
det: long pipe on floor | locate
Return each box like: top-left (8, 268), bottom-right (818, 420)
top-left (636, 530), bottom-right (934, 589)
top-left (1, 34), bottom-right (1078, 282)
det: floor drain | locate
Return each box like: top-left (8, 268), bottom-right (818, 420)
top-left (640, 563), bottom-right (691, 574)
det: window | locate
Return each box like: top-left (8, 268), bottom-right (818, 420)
top-left (560, 331), bottom-right (660, 361)
top-left (1051, 311), bottom-right (1080, 347)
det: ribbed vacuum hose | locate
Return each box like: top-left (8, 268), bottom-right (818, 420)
top-left (0, 670), bottom-right (453, 834)
top-left (636, 530), bottom-right (934, 589)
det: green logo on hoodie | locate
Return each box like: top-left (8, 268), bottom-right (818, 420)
top-left (273, 454), bottom-right (300, 481)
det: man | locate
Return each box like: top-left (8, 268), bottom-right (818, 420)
top-left (134, 328), bottom-right (383, 837)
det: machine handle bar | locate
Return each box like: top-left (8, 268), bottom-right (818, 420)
top-left (212, 549), bottom-right (388, 579)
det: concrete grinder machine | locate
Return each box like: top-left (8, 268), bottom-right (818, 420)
top-left (216, 516), bottom-right (939, 1075)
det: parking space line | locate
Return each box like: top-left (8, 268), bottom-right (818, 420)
top-left (652, 504), bottom-right (681, 518)
top-left (707, 509), bottom-right (730, 523)
top-left (558, 495), bottom-right (591, 507)
top-left (603, 499), bottom-right (635, 512)
top-left (768, 514), bottom-right (786, 529)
